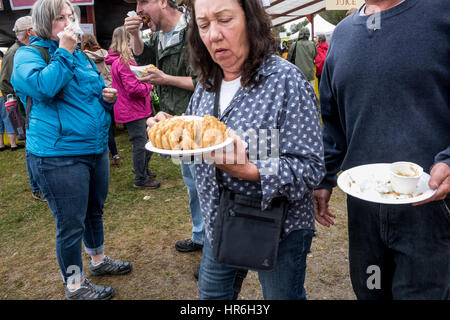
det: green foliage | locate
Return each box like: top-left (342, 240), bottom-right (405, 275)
top-left (319, 10), bottom-right (348, 25)
top-left (290, 19), bottom-right (310, 34)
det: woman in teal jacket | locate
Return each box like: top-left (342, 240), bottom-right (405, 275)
top-left (11, 0), bottom-right (131, 300)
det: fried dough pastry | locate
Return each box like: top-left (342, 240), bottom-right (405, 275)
top-left (142, 64), bottom-right (158, 73)
top-left (147, 116), bottom-right (227, 150)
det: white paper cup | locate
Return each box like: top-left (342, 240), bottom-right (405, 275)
top-left (390, 161), bottom-right (423, 194)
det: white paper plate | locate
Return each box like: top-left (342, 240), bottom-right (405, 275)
top-left (145, 115), bottom-right (233, 156)
top-left (337, 163), bottom-right (436, 204)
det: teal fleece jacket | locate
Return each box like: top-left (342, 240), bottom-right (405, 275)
top-left (11, 37), bottom-right (112, 157)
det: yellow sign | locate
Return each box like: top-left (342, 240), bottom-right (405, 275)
top-left (325, 0), bottom-right (365, 10)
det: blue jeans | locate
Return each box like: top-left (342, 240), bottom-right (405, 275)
top-left (181, 162), bottom-right (204, 245)
top-left (28, 151), bottom-right (109, 284)
top-left (0, 97), bottom-right (15, 134)
top-left (347, 196), bottom-right (450, 300)
top-left (198, 229), bottom-right (314, 300)
top-left (25, 150), bottom-right (40, 192)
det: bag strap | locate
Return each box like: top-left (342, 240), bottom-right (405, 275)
top-left (213, 81), bottom-right (223, 186)
top-left (30, 44), bottom-right (50, 64)
top-left (213, 86), bottom-right (249, 288)
top-left (213, 82), bottom-right (221, 119)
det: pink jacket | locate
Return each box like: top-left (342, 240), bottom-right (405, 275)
top-left (105, 51), bottom-right (152, 123)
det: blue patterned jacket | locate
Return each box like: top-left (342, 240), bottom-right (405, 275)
top-left (186, 54), bottom-right (325, 245)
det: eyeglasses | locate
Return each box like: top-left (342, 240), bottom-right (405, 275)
top-left (15, 27), bottom-right (33, 33)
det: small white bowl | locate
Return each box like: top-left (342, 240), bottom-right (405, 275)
top-left (390, 161), bottom-right (423, 194)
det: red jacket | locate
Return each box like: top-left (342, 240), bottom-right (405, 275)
top-left (315, 42), bottom-right (329, 77)
top-left (105, 51), bottom-right (152, 123)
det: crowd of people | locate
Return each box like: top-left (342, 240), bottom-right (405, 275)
top-left (0, 0), bottom-right (448, 301)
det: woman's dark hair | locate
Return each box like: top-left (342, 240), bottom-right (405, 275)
top-left (81, 33), bottom-right (101, 51)
top-left (318, 34), bottom-right (326, 44)
top-left (186, 0), bottom-right (277, 92)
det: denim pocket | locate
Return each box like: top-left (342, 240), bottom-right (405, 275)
top-left (39, 155), bottom-right (79, 170)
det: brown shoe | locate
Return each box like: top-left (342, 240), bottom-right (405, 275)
top-left (133, 178), bottom-right (161, 189)
top-left (131, 168), bottom-right (157, 178)
top-left (147, 169), bottom-right (157, 179)
top-left (112, 155), bottom-right (121, 167)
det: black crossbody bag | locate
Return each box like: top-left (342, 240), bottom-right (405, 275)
top-left (211, 85), bottom-right (288, 271)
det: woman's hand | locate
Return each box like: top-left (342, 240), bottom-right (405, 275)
top-left (206, 130), bottom-right (260, 182)
top-left (59, 29), bottom-right (78, 54)
top-left (102, 88), bottom-right (118, 104)
top-left (146, 111), bottom-right (172, 129)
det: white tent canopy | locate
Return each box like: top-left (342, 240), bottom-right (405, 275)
top-left (266, 0), bottom-right (327, 27)
top-left (285, 14), bottom-right (335, 40)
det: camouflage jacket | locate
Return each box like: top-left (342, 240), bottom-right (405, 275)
top-left (134, 14), bottom-right (197, 116)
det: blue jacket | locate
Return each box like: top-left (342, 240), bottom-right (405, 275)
top-left (11, 37), bottom-right (112, 157)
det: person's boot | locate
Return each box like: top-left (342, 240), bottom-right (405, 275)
top-left (175, 239), bottom-right (203, 252)
top-left (32, 190), bottom-right (46, 202)
top-left (133, 177), bottom-right (161, 189)
top-left (112, 155), bottom-right (121, 167)
top-left (131, 168), bottom-right (157, 178)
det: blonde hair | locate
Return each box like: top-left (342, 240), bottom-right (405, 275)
top-left (31, 0), bottom-right (75, 40)
top-left (109, 26), bottom-right (134, 66)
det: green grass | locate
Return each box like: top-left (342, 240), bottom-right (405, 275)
top-left (0, 128), bottom-right (354, 300)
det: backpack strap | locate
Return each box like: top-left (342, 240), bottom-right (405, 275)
top-left (82, 51), bottom-right (101, 75)
top-left (29, 44), bottom-right (50, 64)
top-left (26, 45), bottom-right (51, 129)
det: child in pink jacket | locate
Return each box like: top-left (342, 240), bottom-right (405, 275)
top-left (106, 26), bottom-right (160, 189)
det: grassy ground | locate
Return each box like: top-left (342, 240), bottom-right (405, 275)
top-left (0, 128), bottom-right (355, 300)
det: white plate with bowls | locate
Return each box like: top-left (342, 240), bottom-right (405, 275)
top-left (337, 163), bottom-right (436, 204)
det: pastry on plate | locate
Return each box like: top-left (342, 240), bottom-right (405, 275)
top-left (148, 115), bottom-right (227, 150)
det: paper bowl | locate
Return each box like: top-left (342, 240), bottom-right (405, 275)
top-left (389, 161), bottom-right (423, 195)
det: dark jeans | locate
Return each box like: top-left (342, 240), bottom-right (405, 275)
top-left (25, 150), bottom-right (40, 192)
top-left (347, 196), bottom-right (450, 300)
top-left (199, 229), bottom-right (314, 300)
top-left (125, 118), bottom-right (152, 185)
top-left (108, 117), bottom-right (118, 157)
top-left (28, 151), bottom-right (109, 284)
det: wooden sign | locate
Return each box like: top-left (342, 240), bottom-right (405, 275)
top-left (325, 0), bottom-right (365, 10)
